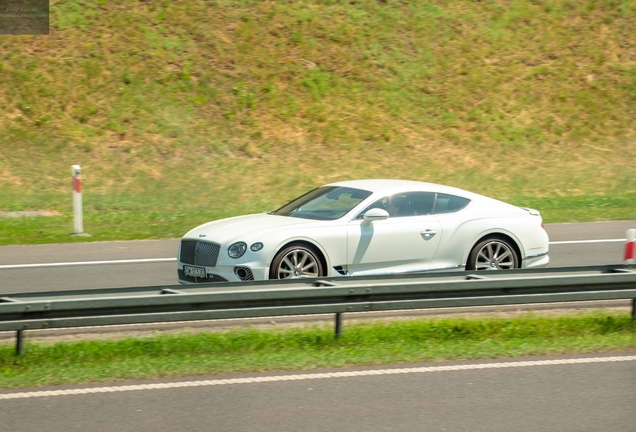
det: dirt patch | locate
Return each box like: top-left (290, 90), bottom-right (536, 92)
top-left (0, 210), bottom-right (61, 218)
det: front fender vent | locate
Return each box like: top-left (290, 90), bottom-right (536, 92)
top-left (333, 266), bottom-right (348, 276)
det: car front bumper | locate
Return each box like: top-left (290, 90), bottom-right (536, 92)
top-left (177, 263), bottom-right (269, 284)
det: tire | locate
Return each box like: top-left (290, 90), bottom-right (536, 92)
top-left (466, 236), bottom-right (519, 271)
top-left (269, 244), bottom-right (324, 279)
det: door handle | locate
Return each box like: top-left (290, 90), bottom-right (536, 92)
top-left (421, 229), bottom-right (437, 237)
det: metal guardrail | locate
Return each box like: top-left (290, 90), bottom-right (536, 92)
top-left (1, 265), bottom-right (635, 355)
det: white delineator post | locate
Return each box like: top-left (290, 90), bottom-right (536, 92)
top-left (72, 165), bottom-right (83, 234)
top-left (625, 229), bottom-right (636, 265)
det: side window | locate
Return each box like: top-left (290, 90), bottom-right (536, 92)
top-left (357, 192), bottom-right (436, 219)
top-left (434, 193), bottom-right (470, 214)
top-left (407, 192), bottom-right (436, 216)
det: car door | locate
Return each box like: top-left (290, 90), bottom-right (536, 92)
top-left (346, 192), bottom-right (442, 276)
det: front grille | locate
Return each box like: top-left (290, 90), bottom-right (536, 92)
top-left (180, 240), bottom-right (221, 267)
top-left (178, 270), bottom-right (228, 283)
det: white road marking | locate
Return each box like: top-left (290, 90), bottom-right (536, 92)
top-left (1, 355), bottom-right (634, 400)
top-left (549, 239), bottom-right (625, 245)
top-left (0, 239), bottom-right (628, 269)
top-left (0, 258), bottom-right (177, 269)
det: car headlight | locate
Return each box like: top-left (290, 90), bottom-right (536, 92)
top-left (228, 242), bottom-right (247, 259)
top-left (250, 242), bottom-right (264, 252)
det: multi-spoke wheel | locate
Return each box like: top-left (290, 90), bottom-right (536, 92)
top-left (269, 244), bottom-right (324, 279)
top-left (467, 237), bottom-right (519, 271)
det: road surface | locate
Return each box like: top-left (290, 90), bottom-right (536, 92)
top-left (0, 221), bottom-right (633, 294)
top-left (1, 353), bottom-right (634, 432)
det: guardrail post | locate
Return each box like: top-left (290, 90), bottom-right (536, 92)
top-left (335, 313), bottom-right (343, 338)
top-left (632, 299), bottom-right (636, 320)
top-left (16, 330), bottom-right (25, 356)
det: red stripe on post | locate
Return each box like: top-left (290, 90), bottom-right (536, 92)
top-left (73, 177), bottom-right (81, 193)
top-left (625, 242), bottom-right (635, 261)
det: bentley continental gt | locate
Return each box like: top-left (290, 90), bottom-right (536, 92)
top-left (177, 179), bottom-right (549, 283)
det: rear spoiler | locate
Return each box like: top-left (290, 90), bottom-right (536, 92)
top-left (520, 207), bottom-right (541, 216)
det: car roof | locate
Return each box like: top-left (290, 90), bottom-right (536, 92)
top-left (325, 179), bottom-right (476, 198)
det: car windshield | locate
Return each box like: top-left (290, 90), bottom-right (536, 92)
top-left (270, 186), bottom-right (372, 220)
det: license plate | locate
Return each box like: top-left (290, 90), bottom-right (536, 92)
top-left (184, 265), bottom-right (206, 278)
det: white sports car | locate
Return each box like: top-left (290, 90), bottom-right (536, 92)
top-left (177, 179), bottom-right (549, 283)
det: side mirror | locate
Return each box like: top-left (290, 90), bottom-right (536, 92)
top-left (362, 208), bottom-right (389, 225)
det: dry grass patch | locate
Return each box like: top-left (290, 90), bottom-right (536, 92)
top-left (0, 0), bottom-right (634, 244)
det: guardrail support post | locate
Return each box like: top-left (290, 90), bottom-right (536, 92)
top-left (16, 330), bottom-right (25, 356)
top-left (631, 299), bottom-right (636, 320)
top-left (335, 313), bottom-right (343, 338)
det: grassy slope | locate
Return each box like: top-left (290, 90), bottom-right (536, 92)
top-left (0, 0), bottom-right (635, 244)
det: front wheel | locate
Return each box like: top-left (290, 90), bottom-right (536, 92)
top-left (269, 244), bottom-right (324, 279)
top-left (466, 237), bottom-right (519, 271)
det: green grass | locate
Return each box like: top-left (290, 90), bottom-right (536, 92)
top-left (0, 0), bottom-right (635, 245)
top-left (1, 311), bottom-right (635, 388)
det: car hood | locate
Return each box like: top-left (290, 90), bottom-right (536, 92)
top-left (183, 213), bottom-right (326, 244)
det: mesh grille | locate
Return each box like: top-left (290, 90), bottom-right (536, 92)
top-left (234, 267), bottom-right (254, 281)
top-left (180, 240), bottom-right (196, 264)
top-left (178, 270), bottom-right (228, 283)
top-left (195, 241), bottom-right (221, 267)
top-left (180, 240), bottom-right (221, 267)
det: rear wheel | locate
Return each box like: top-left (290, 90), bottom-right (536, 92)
top-left (269, 244), bottom-right (324, 279)
top-left (466, 236), bottom-right (519, 271)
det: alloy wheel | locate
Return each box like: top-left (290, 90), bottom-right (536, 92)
top-left (474, 240), bottom-right (516, 270)
top-left (275, 248), bottom-right (320, 279)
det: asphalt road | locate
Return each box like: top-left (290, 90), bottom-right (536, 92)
top-left (1, 222), bottom-right (635, 431)
top-left (0, 220), bottom-right (634, 294)
top-left (1, 353), bottom-right (635, 432)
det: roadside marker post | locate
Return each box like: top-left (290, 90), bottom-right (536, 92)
top-left (626, 229), bottom-right (636, 319)
top-left (71, 165), bottom-right (85, 236)
top-left (625, 229), bottom-right (635, 265)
